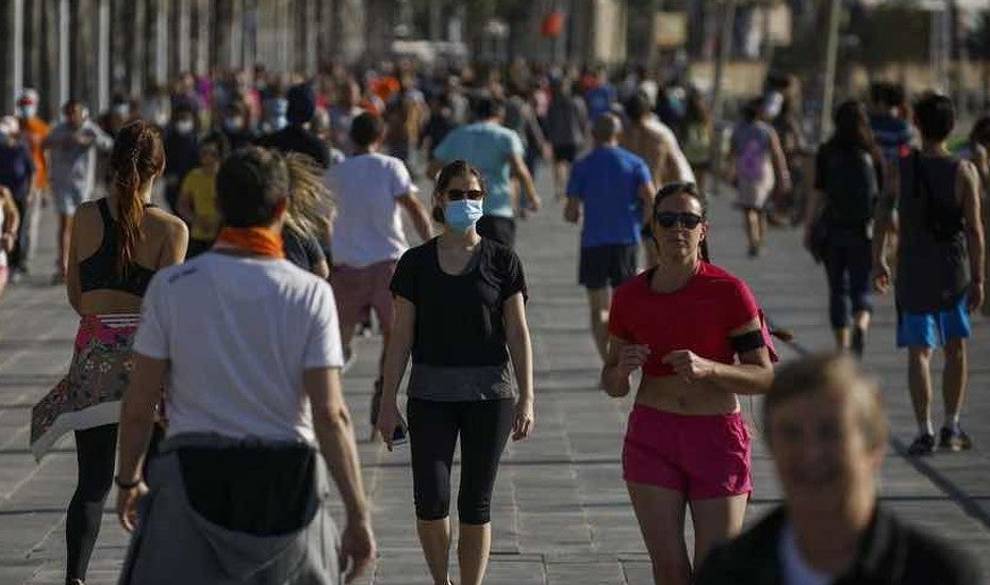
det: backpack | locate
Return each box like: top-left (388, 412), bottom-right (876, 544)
top-left (823, 145), bottom-right (878, 227)
top-left (736, 137), bottom-right (768, 183)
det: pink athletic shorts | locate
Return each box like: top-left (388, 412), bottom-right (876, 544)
top-left (622, 404), bottom-right (752, 499)
top-left (331, 260), bottom-right (397, 331)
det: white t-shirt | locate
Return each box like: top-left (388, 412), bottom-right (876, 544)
top-left (325, 152), bottom-right (417, 268)
top-left (132, 253), bottom-right (344, 444)
top-left (779, 523), bottom-right (835, 585)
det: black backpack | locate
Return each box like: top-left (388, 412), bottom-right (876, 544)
top-left (822, 144), bottom-right (878, 228)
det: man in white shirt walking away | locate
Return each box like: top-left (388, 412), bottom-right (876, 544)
top-left (115, 146), bottom-right (376, 584)
top-left (325, 112), bottom-right (433, 432)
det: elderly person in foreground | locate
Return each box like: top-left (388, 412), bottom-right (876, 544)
top-left (696, 353), bottom-right (980, 584)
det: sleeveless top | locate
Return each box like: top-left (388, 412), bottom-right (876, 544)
top-left (78, 198), bottom-right (157, 296)
top-left (896, 152), bottom-right (970, 312)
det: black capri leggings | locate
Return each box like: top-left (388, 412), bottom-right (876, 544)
top-left (66, 423), bottom-right (163, 582)
top-left (407, 397), bottom-right (514, 525)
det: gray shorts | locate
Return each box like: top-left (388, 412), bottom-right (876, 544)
top-left (52, 185), bottom-right (87, 216)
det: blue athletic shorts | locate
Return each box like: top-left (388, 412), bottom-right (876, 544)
top-left (896, 295), bottom-right (971, 348)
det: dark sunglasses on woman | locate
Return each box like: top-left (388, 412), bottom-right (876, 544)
top-left (446, 189), bottom-right (484, 201)
top-left (655, 211), bottom-right (704, 230)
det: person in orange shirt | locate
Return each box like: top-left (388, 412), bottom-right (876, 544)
top-left (16, 89), bottom-right (49, 278)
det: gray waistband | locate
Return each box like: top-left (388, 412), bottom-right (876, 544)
top-left (407, 363), bottom-right (516, 401)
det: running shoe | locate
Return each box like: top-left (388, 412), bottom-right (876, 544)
top-left (9, 269), bottom-right (23, 284)
top-left (939, 427), bottom-right (972, 452)
top-left (907, 433), bottom-right (936, 456)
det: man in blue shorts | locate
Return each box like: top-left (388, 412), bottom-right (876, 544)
top-left (564, 113), bottom-right (654, 361)
top-left (873, 93), bottom-right (985, 455)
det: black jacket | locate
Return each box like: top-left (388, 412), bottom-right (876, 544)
top-left (696, 505), bottom-right (980, 585)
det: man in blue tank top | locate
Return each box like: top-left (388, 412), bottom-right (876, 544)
top-left (872, 93), bottom-right (985, 456)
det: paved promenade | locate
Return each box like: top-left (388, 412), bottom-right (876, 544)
top-left (1, 172), bottom-right (988, 584)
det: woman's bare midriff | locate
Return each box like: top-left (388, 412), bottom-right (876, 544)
top-left (634, 374), bottom-right (740, 415)
top-left (80, 290), bottom-right (144, 315)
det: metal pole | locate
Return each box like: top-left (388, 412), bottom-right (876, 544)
top-left (708, 0), bottom-right (736, 197)
top-left (819, 0), bottom-right (841, 141)
top-left (195, 0), bottom-right (211, 76)
top-left (8, 0), bottom-right (25, 111)
top-left (177, 0), bottom-right (191, 74)
top-left (96, 0), bottom-right (109, 110)
top-left (57, 0), bottom-right (69, 107)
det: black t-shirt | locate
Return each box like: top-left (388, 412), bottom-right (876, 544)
top-left (283, 226), bottom-right (326, 273)
top-left (391, 238), bottom-right (527, 367)
top-left (256, 126), bottom-right (331, 169)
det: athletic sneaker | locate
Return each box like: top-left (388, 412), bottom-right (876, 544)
top-left (907, 433), bottom-right (936, 456)
top-left (939, 427), bottom-right (972, 452)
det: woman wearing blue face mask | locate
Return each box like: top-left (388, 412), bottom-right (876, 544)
top-left (377, 160), bottom-right (535, 585)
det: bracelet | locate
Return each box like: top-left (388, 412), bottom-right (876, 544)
top-left (114, 475), bottom-right (141, 490)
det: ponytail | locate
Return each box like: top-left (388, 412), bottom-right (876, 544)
top-left (109, 121), bottom-right (164, 277)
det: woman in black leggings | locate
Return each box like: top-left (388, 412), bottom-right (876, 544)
top-left (28, 121), bottom-right (187, 585)
top-left (376, 160), bottom-right (535, 585)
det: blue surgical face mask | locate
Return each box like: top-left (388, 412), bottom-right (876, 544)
top-left (444, 199), bottom-right (483, 232)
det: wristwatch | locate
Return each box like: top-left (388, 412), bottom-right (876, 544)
top-left (114, 475), bottom-right (141, 490)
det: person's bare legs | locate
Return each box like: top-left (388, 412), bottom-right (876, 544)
top-left (627, 482), bottom-right (691, 585)
top-left (942, 337), bottom-right (967, 427)
top-left (586, 287), bottom-right (611, 362)
top-left (833, 326), bottom-right (851, 350)
top-left (689, 494), bottom-right (748, 568)
top-left (554, 160), bottom-right (570, 200)
top-left (56, 213), bottom-right (73, 279)
top-left (417, 518), bottom-right (453, 585)
top-left (457, 522), bottom-right (491, 585)
top-left (743, 210), bottom-right (760, 255)
top-left (908, 346), bottom-right (934, 433)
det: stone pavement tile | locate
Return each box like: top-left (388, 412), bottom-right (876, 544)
top-left (0, 563), bottom-right (43, 585)
top-left (546, 560), bottom-right (625, 585)
top-left (619, 560), bottom-right (654, 585)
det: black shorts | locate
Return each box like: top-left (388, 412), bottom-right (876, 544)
top-left (477, 216), bottom-right (517, 249)
top-left (553, 144), bottom-right (578, 163)
top-left (579, 244), bottom-right (639, 289)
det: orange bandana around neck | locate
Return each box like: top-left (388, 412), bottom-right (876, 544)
top-left (214, 227), bottom-right (285, 259)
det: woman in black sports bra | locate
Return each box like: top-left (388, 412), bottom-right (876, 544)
top-left (29, 120), bottom-right (187, 585)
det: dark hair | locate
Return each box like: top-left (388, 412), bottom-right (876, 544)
top-left (651, 181), bottom-right (711, 262)
top-left (870, 81), bottom-right (905, 110)
top-left (200, 130), bottom-right (230, 159)
top-left (970, 116), bottom-right (990, 147)
top-left (431, 160), bottom-right (486, 223)
top-left (287, 83), bottom-right (316, 125)
top-left (741, 98), bottom-right (761, 123)
top-left (914, 92), bottom-right (955, 142)
top-left (830, 100), bottom-right (883, 170)
top-left (473, 96), bottom-right (504, 121)
top-left (109, 120), bottom-right (165, 277)
top-left (623, 92), bottom-right (651, 122)
top-left (350, 112), bottom-right (385, 149)
top-left (685, 88), bottom-right (711, 127)
top-left (216, 146), bottom-right (289, 227)
top-left (63, 99), bottom-right (82, 116)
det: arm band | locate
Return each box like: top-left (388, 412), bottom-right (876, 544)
top-left (730, 330), bottom-right (766, 354)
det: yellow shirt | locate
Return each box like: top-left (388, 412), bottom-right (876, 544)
top-left (180, 167), bottom-right (220, 241)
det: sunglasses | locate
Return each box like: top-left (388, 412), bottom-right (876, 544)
top-left (654, 211), bottom-right (704, 230)
top-left (446, 188), bottom-right (484, 201)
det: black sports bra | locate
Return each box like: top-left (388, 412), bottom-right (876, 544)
top-left (79, 198), bottom-right (157, 296)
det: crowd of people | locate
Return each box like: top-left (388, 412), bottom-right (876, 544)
top-left (0, 58), bottom-right (984, 585)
